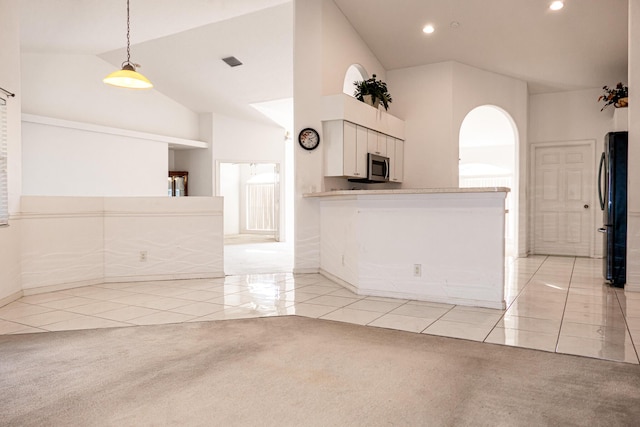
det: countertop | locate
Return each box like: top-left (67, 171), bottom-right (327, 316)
top-left (303, 187), bottom-right (510, 198)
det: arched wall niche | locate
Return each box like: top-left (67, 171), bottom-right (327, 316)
top-left (342, 64), bottom-right (368, 97)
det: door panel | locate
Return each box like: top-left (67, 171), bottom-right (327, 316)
top-left (533, 143), bottom-right (594, 256)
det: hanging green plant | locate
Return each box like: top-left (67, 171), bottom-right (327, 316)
top-left (353, 74), bottom-right (393, 111)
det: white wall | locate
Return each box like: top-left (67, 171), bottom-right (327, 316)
top-left (386, 61), bottom-right (529, 255)
top-left (321, 0), bottom-right (386, 95)
top-left (20, 196), bottom-right (224, 292)
top-left (529, 88), bottom-right (620, 258)
top-left (21, 53), bottom-right (200, 140)
top-left (220, 163), bottom-right (240, 234)
top-left (22, 120), bottom-right (168, 196)
top-left (386, 62), bottom-right (454, 188)
top-left (627, 0), bottom-right (640, 291)
top-left (0, 0), bottom-right (23, 302)
top-left (294, 0), bottom-right (387, 272)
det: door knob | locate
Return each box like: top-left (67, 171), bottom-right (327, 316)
top-left (584, 204), bottom-right (589, 209)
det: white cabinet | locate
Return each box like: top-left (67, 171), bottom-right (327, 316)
top-left (324, 119), bottom-right (403, 180)
top-left (323, 120), bottom-right (367, 178)
top-left (386, 136), bottom-right (404, 183)
top-left (367, 129), bottom-right (387, 156)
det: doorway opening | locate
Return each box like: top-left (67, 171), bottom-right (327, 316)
top-left (219, 161), bottom-right (293, 275)
top-left (459, 105), bottom-right (519, 258)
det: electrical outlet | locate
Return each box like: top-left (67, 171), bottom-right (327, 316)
top-left (413, 264), bottom-right (422, 277)
top-left (140, 251), bottom-right (148, 262)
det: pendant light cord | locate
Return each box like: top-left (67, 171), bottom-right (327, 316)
top-left (126, 0), bottom-right (131, 65)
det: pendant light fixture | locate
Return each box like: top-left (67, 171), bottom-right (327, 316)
top-left (103, 0), bottom-right (153, 89)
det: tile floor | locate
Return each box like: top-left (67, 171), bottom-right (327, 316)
top-left (1, 255), bottom-right (639, 364)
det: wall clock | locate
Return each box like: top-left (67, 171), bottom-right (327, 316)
top-left (298, 127), bottom-right (320, 151)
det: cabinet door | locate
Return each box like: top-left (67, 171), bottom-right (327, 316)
top-left (393, 139), bottom-right (404, 182)
top-left (386, 136), bottom-right (396, 180)
top-left (355, 125), bottom-right (368, 177)
top-left (342, 121), bottom-right (358, 177)
top-left (367, 129), bottom-right (386, 156)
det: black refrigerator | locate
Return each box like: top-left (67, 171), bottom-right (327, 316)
top-left (598, 131), bottom-right (628, 287)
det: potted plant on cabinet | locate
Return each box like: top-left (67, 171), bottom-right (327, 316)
top-left (353, 74), bottom-right (393, 111)
top-left (598, 82), bottom-right (628, 111)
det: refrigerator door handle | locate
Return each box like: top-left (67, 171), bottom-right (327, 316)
top-left (598, 152), bottom-right (606, 210)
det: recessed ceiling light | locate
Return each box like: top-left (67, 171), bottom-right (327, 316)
top-left (549, 1), bottom-right (564, 11)
top-left (450, 21), bottom-right (461, 29)
top-left (422, 24), bottom-right (435, 34)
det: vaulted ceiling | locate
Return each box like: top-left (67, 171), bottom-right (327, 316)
top-left (19, 0), bottom-right (628, 123)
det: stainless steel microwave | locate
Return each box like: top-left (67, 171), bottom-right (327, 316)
top-left (349, 153), bottom-right (389, 183)
top-left (368, 153), bottom-right (390, 182)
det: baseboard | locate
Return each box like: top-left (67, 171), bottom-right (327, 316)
top-left (103, 271), bottom-right (225, 283)
top-left (319, 269), bottom-right (505, 309)
top-left (22, 278), bottom-right (104, 296)
top-left (292, 267), bottom-right (320, 275)
top-left (0, 290), bottom-right (24, 308)
top-left (319, 269), bottom-right (358, 294)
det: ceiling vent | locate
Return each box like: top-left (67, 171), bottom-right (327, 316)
top-left (222, 56), bottom-right (243, 67)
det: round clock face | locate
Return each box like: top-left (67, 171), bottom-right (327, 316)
top-left (298, 128), bottom-right (320, 150)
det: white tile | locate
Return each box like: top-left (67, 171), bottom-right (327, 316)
top-left (562, 309), bottom-right (626, 327)
top-left (0, 319), bottom-right (44, 335)
top-left (137, 296), bottom-right (193, 311)
top-left (43, 316), bottom-right (130, 332)
top-left (422, 320), bottom-right (491, 342)
top-left (128, 311), bottom-right (196, 326)
top-left (280, 290), bottom-right (326, 304)
top-left (18, 292), bottom-right (72, 305)
top-left (328, 288), bottom-right (362, 298)
top-left (0, 303), bottom-right (55, 321)
top-left (97, 306), bottom-right (161, 321)
top-left (295, 285), bottom-right (337, 295)
top-left (340, 299), bottom-right (404, 313)
top-left (440, 307), bottom-right (502, 327)
top-left (13, 310), bottom-right (84, 327)
top-left (560, 321), bottom-right (628, 341)
top-left (368, 313), bottom-right (435, 333)
top-left (405, 300), bottom-right (455, 309)
top-left (64, 301), bottom-right (129, 315)
top-left (38, 296), bottom-right (98, 310)
top-left (169, 302), bottom-right (227, 316)
top-left (320, 308), bottom-right (383, 326)
top-left (194, 307), bottom-right (262, 321)
top-left (286, 303), bottom-right (338, 319)
top-left (390, 304), bottom-right (450, 319)
top-left (497, 315), bottom-right (561, 334)
top-left (305, 295), bottom-right (360, 308)
top-left (7, 326), bottom-right (46, 335)
top-left (485, 327), bottom-right (557, 352)
top-left (557, 335), bottom-right (639, 364)
top-left (174, 290), bottom-right (225, 302)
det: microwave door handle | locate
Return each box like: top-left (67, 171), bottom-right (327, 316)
top-left (598, 152), bottom-right (605, 210)
top-left (385, 158), bottom-right (390, 179)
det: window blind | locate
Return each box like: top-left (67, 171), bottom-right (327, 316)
top-left (0, 101), bottom-right (8, 225)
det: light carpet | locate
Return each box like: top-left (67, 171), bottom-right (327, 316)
top-left (1, 316), bottom-right (639, 426)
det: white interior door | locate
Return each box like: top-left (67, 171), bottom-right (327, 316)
top-left (532, 142), bottom-right (594, 256)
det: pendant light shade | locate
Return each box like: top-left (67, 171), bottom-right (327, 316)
top-left (104, 63), bottom-right (153, 89)
top-left (104, 0), bottom-right (153, 89)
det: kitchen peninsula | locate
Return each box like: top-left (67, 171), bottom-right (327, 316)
top-left (305, 188), bottom-right (509, 309)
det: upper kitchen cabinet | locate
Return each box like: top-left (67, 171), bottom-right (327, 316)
top-left (324, 120), bottom-right (368, 178)
top-left (367, 129), bottom-right (387, 156)
top-left (387, 137), bottom-right (404, 183)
